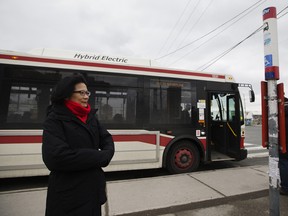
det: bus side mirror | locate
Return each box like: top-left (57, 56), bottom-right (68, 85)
top-left (249, 90), bottom-right (255, 102)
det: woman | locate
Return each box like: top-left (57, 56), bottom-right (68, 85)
top-left (42, 74), bottom-right (114, 216)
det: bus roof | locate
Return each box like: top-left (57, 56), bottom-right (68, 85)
top-left (0, 49), bottom-right (235, 83)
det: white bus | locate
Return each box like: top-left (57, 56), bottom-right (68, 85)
top-left (0, 49), bottom-right (254, 178)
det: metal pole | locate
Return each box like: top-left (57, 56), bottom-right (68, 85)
top-left (262, 7), bottom-right (280, 216)
top-left (268, 80), bottom-right (279, 216)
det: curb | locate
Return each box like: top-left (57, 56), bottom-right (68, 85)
top-left (113, 189), bottom-right (269, 216)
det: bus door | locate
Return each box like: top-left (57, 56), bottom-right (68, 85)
top-left (208, 92), bottom-right (242, 160)
top-left (226, 94), bottom-right (243, 158)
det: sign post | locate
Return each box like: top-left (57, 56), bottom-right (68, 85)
top-left (262, 7), bottom-right (280, 216)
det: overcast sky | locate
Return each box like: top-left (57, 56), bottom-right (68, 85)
top-left (0, 0), bottom-right (287, 114)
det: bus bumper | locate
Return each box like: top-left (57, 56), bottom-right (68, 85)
top-left (237, 149), bottom-right (248, 161)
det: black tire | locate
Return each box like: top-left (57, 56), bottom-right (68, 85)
top-left (166, 141), bottom-right (200, 174)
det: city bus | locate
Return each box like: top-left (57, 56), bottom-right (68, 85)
top-left (0, 49), bottom-right (255, 178)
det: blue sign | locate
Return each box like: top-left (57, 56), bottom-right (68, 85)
top-left (264, 54), bottom-right (273, 67)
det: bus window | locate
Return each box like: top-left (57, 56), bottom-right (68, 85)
top-left (0, 74), bottom-right (52, 129)
top-left (8, 85), bottom-right (38, 123)
top-left (228, 96), bottom-right (236, 122)
top-left (211, 94), bottom-right (229, 121)
top-left (94, 88), bottom-right (137, 124)
top-left (149, 79), bottom-right (192, 124)
top-left (211, 93), bottom-right (238, 122)
top-left (211, 95), bottom-right (221, 121)
top-left (86, 73), bottom-right (139, 125)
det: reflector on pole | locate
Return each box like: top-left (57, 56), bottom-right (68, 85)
top-left (261, 81), bottom-right (268, 148)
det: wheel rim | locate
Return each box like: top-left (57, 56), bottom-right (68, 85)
top-left (174, 148), bottom-right (193, 169)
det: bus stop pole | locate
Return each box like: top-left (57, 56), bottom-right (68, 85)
top-left (262, 7), bottom-right (280, 216)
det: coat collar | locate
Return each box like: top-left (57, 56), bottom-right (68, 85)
top-left (47, 104), bottom-right (97, 123)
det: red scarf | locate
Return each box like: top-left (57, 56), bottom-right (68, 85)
top-left (64, 100), bottom-right (91, 123)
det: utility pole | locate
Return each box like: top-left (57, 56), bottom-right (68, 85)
top-left (262, 7), bottom-right (280, 216)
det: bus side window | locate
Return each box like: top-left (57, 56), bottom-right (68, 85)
top-left (228, 96), bottom-right (236, 122)
top-left (211, 95), bottom-right (221, 121)
top-left (94, 88), bottom-right (137, 125)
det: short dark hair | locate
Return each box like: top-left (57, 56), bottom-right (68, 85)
top-left (51, 74), bottom-right (87, 104)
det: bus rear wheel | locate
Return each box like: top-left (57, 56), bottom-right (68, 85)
top-left (166, 141), bottom-right (200, 174)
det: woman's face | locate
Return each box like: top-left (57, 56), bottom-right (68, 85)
top-left (69, 82), bottom-right (90, 107)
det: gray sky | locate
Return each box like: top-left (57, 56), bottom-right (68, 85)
top-left (0, 0), bottom-right (287, 114)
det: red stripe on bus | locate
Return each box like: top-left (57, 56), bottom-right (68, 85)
top-left (160, 136), bottom-right (172, 147)
top-left (199, 139), bottom-right (206, 150)
top-left (0, 136), bottom-right (42, 144)
top-left (0, 54), bottom-right (226, 79)
top-left (0, 134), bottom-right (173, 146)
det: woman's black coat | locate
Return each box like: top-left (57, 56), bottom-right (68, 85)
top-left (42, 104), bottom-right (114, 216)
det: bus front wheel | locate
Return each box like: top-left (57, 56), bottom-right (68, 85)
top-left (166, 141), bottom-right (200, 174)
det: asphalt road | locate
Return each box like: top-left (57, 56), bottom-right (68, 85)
top-left (245, 125), bottom-right (262, 145)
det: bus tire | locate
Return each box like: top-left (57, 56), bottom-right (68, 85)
top-left (166, 141), bottom-right (200, 174)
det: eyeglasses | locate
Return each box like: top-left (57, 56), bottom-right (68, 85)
top-left (73, 90), bottom-right (91, 97)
